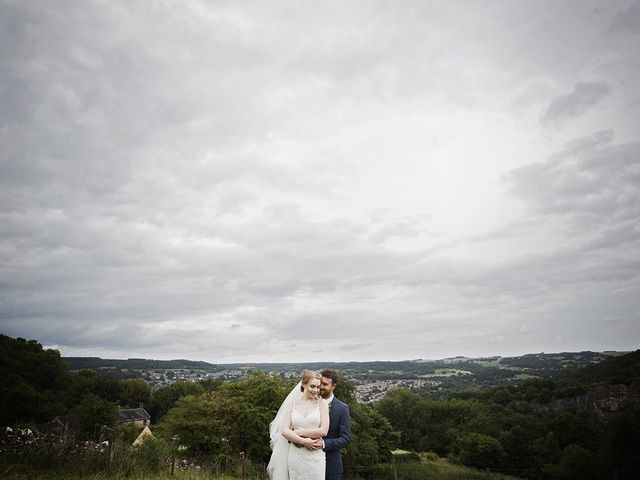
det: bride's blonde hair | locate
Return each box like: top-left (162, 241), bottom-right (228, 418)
top-left (300, 370), bottom-right (321, 391)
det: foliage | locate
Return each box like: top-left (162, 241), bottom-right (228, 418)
top-left (136, 436), bottom-right (169, 473)
top-left (558, 349), bottom-right (640, 385)
top-left (113, 422), bottom-right (142, 445)
top-left (68, 370), bottom-right (126, 405)
top-left (0, 334), bottom-right (69, 424)
top-left (0, 427), bottom-right (110, 475)
top-left (343, 402), bottom-right (398, 467)
top-left (333, 370), bottom-right (358, 404)
top-left (542, 443), bottom-right (603, 480)
top-left (0, 425), bottom-right (237, 479)
top-left (375, 377), bottom-right (640, 479)
top-left (392, 450), bottom-right (422, 463)
top-left (71, 394), bottom-right (117, 441)
top-left (376, 388), bottom-right (492, 455)
top-left (160, 371), bottom-right (286, 461)
top-left (148, 381), bottom-right (206, 422)
top-left (599, 408), bottom-right (640, 479)
top-left (453, 432), bottom-right (506, 470)
top-left (121, 379), bottom-right (152, 408)
top-left (198, 378), bottom-right (224, 392)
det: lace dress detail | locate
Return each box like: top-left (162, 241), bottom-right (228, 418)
top-left (288, 402), bottom-right (325, 480)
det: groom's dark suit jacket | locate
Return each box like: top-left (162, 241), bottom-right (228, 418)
top-left (324, 397), bottom-right (351, 480)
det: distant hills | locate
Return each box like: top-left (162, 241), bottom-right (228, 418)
top-left (62, 349), bottom-right (640, 416)
top-left (558, 349), bottom-right (640, 385)
top-left (63, 356), bottom-right (219, 371)
top-left (63, 350), bottom-right (631, 373)
top-left (63, 350), bottom-right (637, 393)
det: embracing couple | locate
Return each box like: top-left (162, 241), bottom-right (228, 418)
top-left (267, 369), bottom-right (351, 480)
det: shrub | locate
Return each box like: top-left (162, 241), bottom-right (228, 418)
top-left (393, 450), bottom-right (422, 463)
top-left (454, 432), bottom-right (506, 470)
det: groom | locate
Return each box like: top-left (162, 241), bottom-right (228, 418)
top-left (310, 368), bottom-right (351, 480)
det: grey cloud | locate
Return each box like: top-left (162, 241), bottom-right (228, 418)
top-left (504, 133), bottom-right (640, 222)
top-left (491, 248), bottom-right (640, 298)
top-left (609, 3), bottom-right (640, 34)
top-left (563, 129), bottom-right (614, 155)
top-left (542, 82), bottom-right (611, 126)
top-left (584, 220), bottom-right (640, 250)
top-left (2, 1), bottom-right (639, 361)
top-left (493, 133), bottom-right (640, 321)
top-left (367, 216), bottom-right (432, 244)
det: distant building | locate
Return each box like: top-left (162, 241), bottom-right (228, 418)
top-left (117, 408), bottom-right (151, 427)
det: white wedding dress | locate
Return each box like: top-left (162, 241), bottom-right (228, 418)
top-left (287, 401), bottom-right (325, 480)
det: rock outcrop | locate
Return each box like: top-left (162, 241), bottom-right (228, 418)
top-left (522, 382), bottom-right (640, 418)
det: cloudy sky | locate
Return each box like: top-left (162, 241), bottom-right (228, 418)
top-left (1, 0), bottom-right (639, 363)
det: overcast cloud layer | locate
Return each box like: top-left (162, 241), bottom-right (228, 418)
top-left (1, 0), bottom-right (639, 362)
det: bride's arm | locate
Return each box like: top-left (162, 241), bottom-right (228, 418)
top-left (280, 401), bottom-right (316, 447)
top-left (293, 399), bottom-right (329, 438)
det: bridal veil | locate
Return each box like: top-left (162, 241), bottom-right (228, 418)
top-left (267, 381), bottom-right (302, 480)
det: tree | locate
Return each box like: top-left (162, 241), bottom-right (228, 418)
top-left (496, 411), bottom-right (548, 478)
top-left (149, 381), bottom-right (205, 422)
top-left (375, 389), bottom-right (487, 455)
top-left (161, 371), bottom-right (286, 461)
top-left (162, 393), bottom-right (236, 455)
top-left (454, 432), bottom-right (506, 470)
top-left (72, 394), bottom-right (117, 440)
top-left (601, 409), bottom-right (640, 480)
top-left (334, 372), bottom-right (357, 404)
top-left (543, 443), bottom-right (603, 480)
top-left (199, 378), bottom-right (223, 392)
top-left (344, 403), bottom-right (398, 468)
top-left (92, 375), bottom-right (126, 403)
top-left (0, 334), bottom-right (69, 424)
top-left (375, 388), bottom-right (425, 449)
top-left (120, 379), bottom-right (152, 408)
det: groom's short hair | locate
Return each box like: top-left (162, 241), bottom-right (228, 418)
top-left (321, 368), bottom-right (338, 385)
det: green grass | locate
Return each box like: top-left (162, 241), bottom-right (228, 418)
top-left (511, 373), bottom-right (539, 380)
top-left (419, 456), bottom-right (520, 479)
top-left (354, 451), bottom-right (522, 480)
top-left (2, 454), bottom-right (521, 480)
top-left (1, 472), bottom-right (239, 480)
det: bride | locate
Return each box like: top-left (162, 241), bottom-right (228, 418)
top-left (267, 371), bottom-right (330, 480)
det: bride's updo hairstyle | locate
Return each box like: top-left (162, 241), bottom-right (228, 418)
top-left (300, 370), bottom-right (322, 391)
